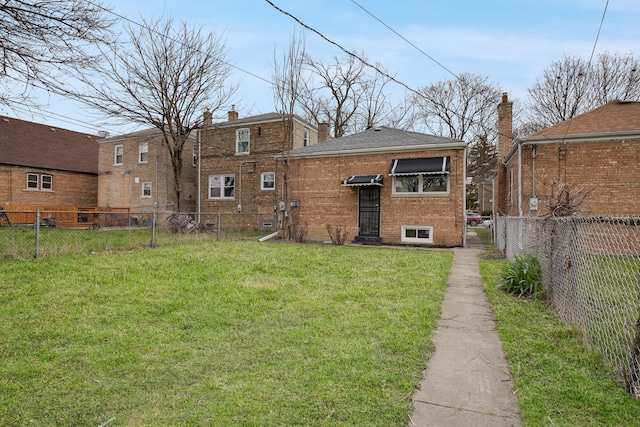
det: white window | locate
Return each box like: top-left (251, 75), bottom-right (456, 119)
top-left (261, 172), bottom-right (275, 191)
top-left (303, 128), bottom-right (309, 147)
top-left (27, 173), bottom-right (39, 189)
top-left (141, 181), bottom-right (152, 198)
top-left (192, 147), bottom-right (197, 167)
top-left (208, 174), bottom-right (235, 199)
top-left (393, 174), bottom-right (449, 194)
top-left (114, 144), bottom-right (124, 165)
top-left (138, 142), bottom-right (148, 163)
top-left (236, 129), bottom-right (250, 154)
top-left (41, 174), bottom-right (53, 191)
top-left (26, 173), bottom-right (53, 191)
top-left (401, 226), bottom-right (434, 244)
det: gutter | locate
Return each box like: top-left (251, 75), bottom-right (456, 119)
top-left (278, 142), bottom-right (468, 160)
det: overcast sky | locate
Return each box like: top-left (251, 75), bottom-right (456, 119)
top-left (3, 0), bottom-right (638, 135)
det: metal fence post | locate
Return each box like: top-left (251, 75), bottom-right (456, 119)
top-left (217, 210), bottom-right (221, 241)
top-left (35, 209), bottom-right (40, 259)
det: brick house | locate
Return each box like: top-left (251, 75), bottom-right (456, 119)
top-left (98, 128), bottom-right (197, 213)
top-left (198, 109), bottom-right (326, 222)
top-left (0, 115), bottom-right (99, 208)
top-left (285, 127), bottom-right (467, 246)
top-left (496, 97), bottom-right (640, 216)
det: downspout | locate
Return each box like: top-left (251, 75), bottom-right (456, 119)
top-left (197, 128), bottom-right (201, 223)
top-left (463, 144), bottom-right (468, 248)
top-left (238, 160), bottom-right (256, 212)
top-left (518, 142), bottom-right (523, 217)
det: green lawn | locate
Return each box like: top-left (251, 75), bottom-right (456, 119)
top-left (480, 259), bottom-right (640, 426)
top-left (1, 242), bottom-right (452, 426)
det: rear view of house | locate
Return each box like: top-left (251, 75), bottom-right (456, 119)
top-left (0, 116), bottom-right (99, 208)
top-left (286, 127), bottom-right (467, 246)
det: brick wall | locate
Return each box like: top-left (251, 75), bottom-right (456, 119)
top-left (505, 138), bottom-right (640, 216)
top-left (98, 135), bottom-right (197, 212)
top-left (0, 165), bottom-right (97, 207)
top-left (199, 117), bottom-right (316, 215)
top-left (288, 149), bottom-right (465, 246)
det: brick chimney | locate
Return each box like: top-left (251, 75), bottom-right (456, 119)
top-left (496, 93), bottom-right (513, 215)
top-left (317, 122), bottom-right (330, 143)
top-left (203, 109), bottom-right (212, 126)
top-left (228, 105), bottom-right (238, 121)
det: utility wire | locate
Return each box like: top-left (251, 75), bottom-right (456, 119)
top-left (349, 0), bottom-right (458, 80)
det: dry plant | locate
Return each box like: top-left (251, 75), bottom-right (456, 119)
top-left (543, 180), bottom-right (594, 217)
top-left (326, 224), bottom-right (349, 245)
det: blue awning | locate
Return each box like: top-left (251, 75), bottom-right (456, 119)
top-left (341, 174), bottom-right (384, 187)
top-left (388, 156), bottom-right (450, 176)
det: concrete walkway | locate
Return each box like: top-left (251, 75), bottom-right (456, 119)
top-left (408, 231), bottom-right (521, 426)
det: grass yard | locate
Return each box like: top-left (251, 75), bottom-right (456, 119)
top-left (1, 242), bottom-right (452, 426)
top-left (480, 259), bottom-right (640, 426)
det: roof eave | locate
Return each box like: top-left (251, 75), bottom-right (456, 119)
top-left (281, 142), bottom-right (467, 160)
top-left (523, 130), bottom-right (640, 144)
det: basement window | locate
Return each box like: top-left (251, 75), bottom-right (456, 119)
top-left (401, 226), bottom-right (433, 244)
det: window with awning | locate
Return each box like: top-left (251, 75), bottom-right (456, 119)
top-left (388, 156), bottom-right (450, 176)
top-left (389, 156), bottom-right (450, 194)
top-left (341, 174), bottom-right (384, 187)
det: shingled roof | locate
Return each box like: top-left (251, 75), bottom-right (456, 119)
top-left (525, 100), bottom-right (640, 142)
top-left (283, 126), bottom-right (465, 159)
top-left (0, 116), bottom-right (99, 174)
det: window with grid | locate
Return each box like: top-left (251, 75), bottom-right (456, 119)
top-left (208, 174), bottom-right (235, 199)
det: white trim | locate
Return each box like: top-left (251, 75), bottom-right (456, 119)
top-left (114, 144), bottom-right (124, 165)
top-left (261, 172), bottom-right (276, 191)
top-left (208, 174), bottom-right (235, 199)
top-left (401, 225), bottom-right (434, 244)
top-left (141, 181), bottom-right (152, 198)
top-left (236, 128), bottom-right (250, 154)
top-left (392, 174), bottom-right (450, 195)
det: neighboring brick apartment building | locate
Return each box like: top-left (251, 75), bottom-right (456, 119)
top-left (285, 127), bottom-right (467, 246)
top-left (198, 109), bottom-right (326, 221)
top-left (0, 115), bottom-right (99, 208)
top-left (98, 128), bottom-right (197, 213)
top-left (496, 96), bottom-right (640, 216)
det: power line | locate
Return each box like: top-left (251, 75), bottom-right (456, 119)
top-left (349, 0), bottom-right (458, 80)
top-left (83, 0), bottom-right (273, 86)
top-left (264, 0), bottom-right (420, 97)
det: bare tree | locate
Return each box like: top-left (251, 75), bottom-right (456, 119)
top-left (299, 53), bottom-right (366, 138)
top-left (527, 52), bottom-right (640, 127)
top-left (73, 16), bottom-right (236, 211)
top-left (411, 72), bottom-right (503, 141)
top-left (527, 55), bottom-right (590, 127)
top-left (272, 31), bottom-right (307, 240)
top-left (0, 0), bottom-right (116, 107)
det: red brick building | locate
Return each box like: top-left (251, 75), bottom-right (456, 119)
top-left (0, 115), bottom-right (99, 208)
top-left (497, 98), bottom-right (640, 217)
top-left (98, 128), bottom-right (197, 213)
top-left (286, 127), bottom-right (467, 246)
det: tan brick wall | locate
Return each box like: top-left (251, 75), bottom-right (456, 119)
top-left (199, 118), bottom-right (316, 215)
top-left (0, 165), bottom-right (97, 207)
top-left (505, 138), bottom-right (640, 216)
top-left (98, 136), bottom-right (196, 212)
top-left (288, 149), bottom-right (465, 246)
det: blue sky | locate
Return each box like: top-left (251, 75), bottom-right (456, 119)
top-left (3, 0), bottom-right (639, 135)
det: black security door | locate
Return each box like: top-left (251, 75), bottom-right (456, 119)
top-left (358, 187), bottom-right (380, 237)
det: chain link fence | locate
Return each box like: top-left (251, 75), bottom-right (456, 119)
top-left (495, 215), bottom-right (640, 396)
top-left (0, 209), bottom-right (279, 260)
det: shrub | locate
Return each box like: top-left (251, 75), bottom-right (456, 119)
top-left (326, 224), bottom-right (349, 245)
top-left (498, 253), bottom-right (543, 297)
